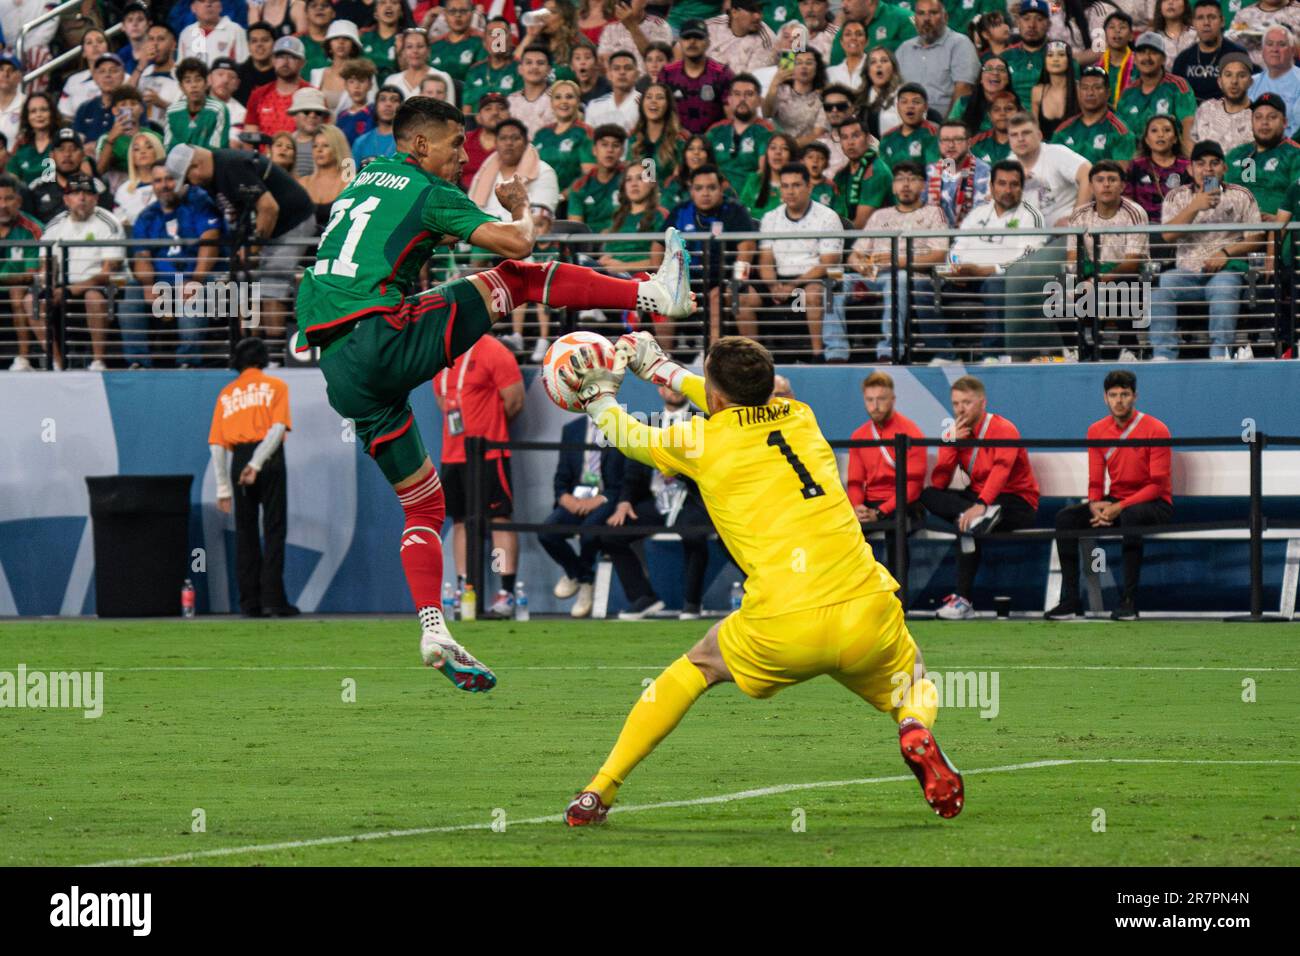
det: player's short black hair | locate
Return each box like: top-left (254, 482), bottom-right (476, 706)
top-left (1104, 369), bottom-right (1137, 392)
top-left (777, 162), bottom-right (810, 182)
top-left (706, 337), bottom-right (775, 407)
top-left (494, 117), bottom-right (528, 140)
top-left (393, 96), bottom-right (466, 141)
top-left (233, 336), bottom-right (269, 371)
top-left (991, 159), bottom-right (1025, 185)
top-left (176, 57), bottom-right (209, 82)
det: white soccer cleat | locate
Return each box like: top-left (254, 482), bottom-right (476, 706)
top-left (419, 609), bottom-right (497, 693)
top-left (637, 227), bottom-right (696, 318)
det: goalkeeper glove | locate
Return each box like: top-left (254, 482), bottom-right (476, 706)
top-left (614, 331), bottom-right (688, 393)
top-left (556, 343), bottom-right (626, 414)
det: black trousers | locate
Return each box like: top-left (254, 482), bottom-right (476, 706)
top-left (674, 496), bottom-right (717, 607)
top-left (920, 487), bottom-right (1037, 599)
top-left (1054, 497), bottom-right (1173, 605)
top-left (231, 442), bottom-right (289, 613)
top-left (593, 497), bottom-right (663, 603)
top-left (862, 501), bottom-right (924, 583)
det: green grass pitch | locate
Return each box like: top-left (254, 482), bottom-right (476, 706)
top-left (1, 617), bottom-right (1297, 866)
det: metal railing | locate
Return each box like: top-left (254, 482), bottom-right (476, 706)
top-left (19, 0), bottom-right (125, 89)
top-left (0, 221), bottom-right (1295, 369)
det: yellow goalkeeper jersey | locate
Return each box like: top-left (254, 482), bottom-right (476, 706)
top-left (599, 376), bottom-right (898, 619)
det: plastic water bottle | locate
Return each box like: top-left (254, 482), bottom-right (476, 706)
top-left (729, 581), bottom-right (743, 612)
top-left (443, 581), bottom-right (455, 618)
top-left (181, 579), bottom-right (196, 618)
top-left (452, 587), bottom-right (462, 621)
top-left (514, 581), bottom-right (529, 621)
top-left (462, 583), bottom-right (477, 621)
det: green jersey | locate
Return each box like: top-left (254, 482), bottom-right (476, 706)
top-left (836, 3), bottom-right (916, 63)
top-left (764, 3), bottom-right (802, 34)
top-left (739, 172), bottom-right (782, 216)
top-left (668, 0), bottom-right (723, 30)
top-left (297, 153), bottom-right (496, 345)
top-left (569, 168), bottom-right (624, 232)
top-left (945, 0), bottom-right (1006, 37)
top-left (1226, 138), bottom-right (1300, 216)
top-left (10, 143), bottom-right (52, 185)
top-left (812, 181), bottom-right (836, 209)
top-left (948, 95), bottom-right (992, 132)
top-left (429, 34), bottom-right (486, 83)
top-left (1003, 42), bottom-right (1047, 109)
top-left (361, 28), bottom-right (400, 75)
top-left (300, 35), bottom-right (329, 80)
top-left (1051, 112), bottom-right (1136, 166)
top-left (705, 120), bottom-right (773, 195)
top-left (1116, 75), bottom-right (1196, 142)
top-left (463, 58), bottom-right (521, 110)
top-left (604, 208), bottom-right (667, 263)
top-left (535, 123), bottom-right (595, 193)
top-left (163, 97), bottom-right (230, 151)
top-left (833, 157), bottom-right (892, 220)
top-left (970, 130), bottom-right (1012, 165)
top-left (878, 122), bottom-right (941, 170)
top-left (0, 213), bottom-right (43, 276)
top-left (97, 128), bottom-right (162, 175)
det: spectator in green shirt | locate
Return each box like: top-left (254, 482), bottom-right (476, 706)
top-left (970, 89), bottom-right (1018, 164)
top-left (569, 123), bottom-right (627, 232)
top-left (1003, 0), bottom-right (1051, 108)
top-left (534, 80), bottom-right (596, 196)
top-left (626, 81), bottom-right (686, 188)
top-left (1117, 32), bottom-right (1196, 156)
top-left (300, 0), bottom-right (336, 79)
top-left (1225, 94), bottom-right (1300, 220)
top-left (878, 83), bottom-right (941, 169)
top-left (837, 0), bottom-right (917, 63)
top-left (950, 55), bottom-right (1018, 134)
top-left (429, 2), bottom-right (487, 84)
top-left (659, 133), bottom-right (738, 210)
top-left (704, 74), bottom-right (773, 196)
top-left (1051, 65), bottom-right (1137, 167)
top-left (0, 172), bottom-right (51, 371)
top-left (464, 17), bottom-right (522, 113)
top-left (833, 113), bottom-right (892, 226)
top-left (9, 92), bottom-right (59, 186)
top-left (360, 0), bottom-right (409, 77)
top-left (163, 59), bottom-right (230, 152)
top-left (597, 163), bottom-right (667, 272)
top-left (739, 132), bottom-right (800, 216)
top-left (801, 141), bottom-right (838, 208)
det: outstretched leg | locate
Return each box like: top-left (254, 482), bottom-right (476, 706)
top-left (566, 622), bottom-right (732, 826)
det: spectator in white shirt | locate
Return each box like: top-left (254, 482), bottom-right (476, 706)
top-left (758, 162), bottom-right (845, 360)
top-left (40, 174), bottom-right (126, 370)
top-left (179, 0), bottom-right (250, 67)
top-left (508, 45), bottom-right (558, 138)
top-left (136, 23), bottom-right (182, 127)
top-left (208, 57), bottom-right (245, 145)
top-left (948, 160), bottom-right (1049, 357)
top-left (0, 57), bottom-right (23, 156)
top-left (473, 118), bottom-right (562, 223)
top-left (707, 0), bottom-right (779, 76)
top-left (826, 18), bottom-right (869, 93)
top-left (58, 29), bottom-right (111, 121)
top-left (597, 0), bottom-right (673, 72)
top-left (584, 50), bottom-right (642, 134)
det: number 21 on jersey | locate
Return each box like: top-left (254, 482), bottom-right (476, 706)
top-left (313, 195), bottom-right (381, 278)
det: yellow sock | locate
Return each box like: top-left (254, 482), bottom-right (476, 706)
top-left (586, 655), bottom-right (709, 804)
top-left (894, 676), bottom-right (939, 728)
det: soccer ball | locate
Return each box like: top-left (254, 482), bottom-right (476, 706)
top-left (541, 331), bottom-right (616, 412)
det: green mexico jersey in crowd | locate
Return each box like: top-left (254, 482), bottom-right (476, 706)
top-left (668, 0), bottom-right (722, 30)
top-left (1116, 75), bottom-right (1196, 142)
top-left (99, 128), bottom-right (162, 174)
top-left (1225, 138), bottom-right (1300, 216)
top-left (429, 34), bottom-right (486, 84)
top-left (10, 143), bottom-right (52, 184)
top-left (0, 214), bottom-right (43, 277)
top-left (569, 168), bottom-right (624, 232)
top-left (604, 208), bottom-right (667, 263)
top-left (706, 120), bottom-right (772, 194)
top-left (163, 97), bottom-right (231, 150)
top-left (361, 29), bottom-right (399, 75)
top-left (834, 2), bottom-right (916, 64)
top-left (626, 132), bottom-right (684, 185)
top-left (296, 153), bottom-right (496, 346)
top-left (948, 95), bottom-right (992, 131)
top-left (833, 157), bottom-right (892, 220)
top-left (878, 122), bottom-right (940, 170)
top-left (463, 59), bottom-right (520, 110)
top-left (1051, 112), bottom-right (1136, 165)
top-left (764, 2), bottom-right (801, 35)
top-left (946, 0), bottom-right (1006, 36)
top-left (970, 131), bottom-right (1012, 165)
top-left (535, 123), bottom-right (595, 193)
top-left (1004, 43), bottom-right (1046, 110)
top-left (812, 180), bottom-right (836, 208)
top-left (300, 35), bottom-right (330, 80)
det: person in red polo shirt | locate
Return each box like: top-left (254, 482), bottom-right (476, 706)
top-left (846, 371), bottom-right (927, 578)
top-left (245, 36), bottom-right (311, 140)
top-left (1046, 369), bottom-right (1173, 622)
top-left (921, 375), bottom-right (1040, 620)
top-left (434, 334), bottom-right (525, 618)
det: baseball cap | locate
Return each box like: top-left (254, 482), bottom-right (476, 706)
top-left (1019, 0), bottom-right (1050, 16)
top-left (0, 54), bottom-right (21, 72)
top-left (210, 56), bottom-right (239, 74)
top-left (730, 0), bottom-right (764, 11)
top-left (477, 92), bottom-right (508, 108)
top-left (94, 52), bottom-right (125, 69)
top-left (53, 127), bottom-right (83, 147)
top-left (680, 18), bottom-right (709, 39)
top-left (1219, 52), bottom-right (1254, 72)
top-left (1080, 65), bottom-right (1108, 80)
top-left (1133, 32), bottom-right (1167, 54)
top-left (288, 87), bottom-right (330, 115)
top-left (1190, 140), bottom-right (1225, 162)
top-left (64, 173), bottom-right (97, 194)
top-left (1252, 92), bottom-right (1287, 115)
top-left (272, 35), bottom-right (307, 59)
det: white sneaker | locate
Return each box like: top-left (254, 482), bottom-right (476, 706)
top-left (576, 309), bottom-right (606, 324)
top-left (1118, 348), bottom-right (1139, 363)
top-left (499, 332), bottom-right (525, 352)
top-left (981, 356), bottom-right (1001, 365)
top-left (1151, 355), bottom-right (1171, 362)
top-left (9, 356), bottom-right (32, 371)
top-left (553, 575), bottom-right (579, 599)
top-left (88, 359), bottom-right (107, 371)
top-left (638, 227), bottom-right (695, 318)
top-left (487, 589), bottom-right (513, 618)
top-left (1061, 347), bottom-right (1078, 362)
top-left (966, 503), bottom-right (1002, 535)
top-left (530, 337), bottom-right (550, 364)
top-left (936, 594), bottom-right (976, 620)
top-left (1235, 344), bottom-right (1254, 361)
top-left (419, 618), bottom-right (497, 693)
top-left (928, 356), bottom-right (959, 366)
top-left (570, 582), bottom-right (594, 618)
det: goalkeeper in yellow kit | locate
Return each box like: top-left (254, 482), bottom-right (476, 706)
top-left (559, 333), bottom-right (964, 824)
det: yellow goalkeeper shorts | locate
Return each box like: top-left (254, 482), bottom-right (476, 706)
top-left (717, 588), bottom-right (918, 710)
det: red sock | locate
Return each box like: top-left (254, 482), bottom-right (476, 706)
top-left (397, 470), bottom-right (446, 610)
top-left (480, 260), bottom-right (638, 316)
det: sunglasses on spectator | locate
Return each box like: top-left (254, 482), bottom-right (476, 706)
top-left (824, 100), bottom-right (851, 111)
top-left (982, 64), bottom-right (1008, 73)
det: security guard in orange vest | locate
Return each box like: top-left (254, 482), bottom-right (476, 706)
top-left (208, 338), bottom-right (296, 617)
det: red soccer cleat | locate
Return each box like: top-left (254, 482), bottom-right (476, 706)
top-left (899, 718), bottom-right (965, 818)
top-left (565, 791), bottom-right (610, 827)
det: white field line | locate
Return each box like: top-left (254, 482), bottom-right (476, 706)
top-left (82, 758), bottom-right (1300, 868)
top-left (31, 664), bottom-right (1300, 672)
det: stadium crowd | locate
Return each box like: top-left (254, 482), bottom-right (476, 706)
top-left (1, 0), bottom-right (1299, 368)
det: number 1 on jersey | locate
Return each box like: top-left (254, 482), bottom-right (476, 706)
top-left (313, 195), bottom-right (381, 278)
top-left (767, 430), bottom-right (825, 500)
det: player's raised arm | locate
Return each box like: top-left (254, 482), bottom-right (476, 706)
top-left (467, 178), bottom-right (537, 260)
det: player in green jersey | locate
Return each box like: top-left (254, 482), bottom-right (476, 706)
top-left (296, 98), bottom-right (696, 693)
